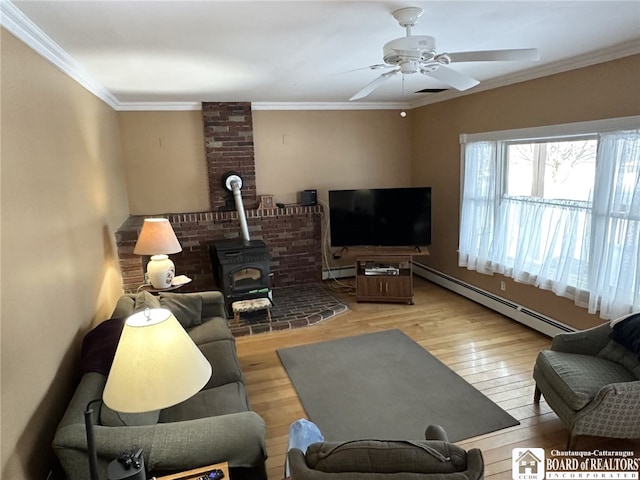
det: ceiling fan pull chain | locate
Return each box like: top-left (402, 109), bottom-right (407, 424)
top-left (400, 75), bottom-right (407, 118)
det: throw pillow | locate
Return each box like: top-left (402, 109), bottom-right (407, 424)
top-left (598, 339), bottom-right (640, 379)
top-left (610, 313), bottom-right (640, 361)
top-left (610, 311), bottom-right (640, 328)
top-left (159, 292), bottom-right (203, 329)
top-left (133, 290), bottom-right (161, 312)
top-left (79, 318), bottom-right (125, 376)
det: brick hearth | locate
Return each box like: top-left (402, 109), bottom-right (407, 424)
top-left (228, 283), bottom-right (348, 336)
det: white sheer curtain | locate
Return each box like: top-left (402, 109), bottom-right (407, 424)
top-left (459, 129), bottom-right (640, 320)
top-left (458, 141), bottom-right (497, 275)
top-left (493, 196), bottom-right (591, 296)
top-left (588, 130), bottom-right (640, 318)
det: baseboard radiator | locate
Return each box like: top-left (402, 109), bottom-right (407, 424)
top-left (322, 265), bottom-right (355, 280)
top-left (412, 262), bottom-right (574, 337)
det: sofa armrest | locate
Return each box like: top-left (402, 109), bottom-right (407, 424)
top-left (111, 294), bottom-right (136, 319)
top-left (465, 449), bottom-right (485, 480)
top-left (551, 323), bottom-right (612, 355)
top-left (111, 292), bottom-right (227, 323)
top-left (287, 448), bottom-right (313, 479)
top-left (148, 411), bottom-right (267, 471)
top-left (54, 411), bottom-right (266, 478)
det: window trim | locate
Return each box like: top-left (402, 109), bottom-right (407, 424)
top-left (460, 115), bottom-right (640, 144)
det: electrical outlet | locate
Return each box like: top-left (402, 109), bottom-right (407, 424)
top-left (500, 281), bottom-right (506, 291)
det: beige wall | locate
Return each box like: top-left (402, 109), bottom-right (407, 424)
top-left (253, 110), bottom-right (412, 205)
top-left (1, 29), bottom-right (130, 479)
top-left (118, 111), bottom-right (210, 214)
top-left (253, 110), bottom-right (412, 271)
top-left (411, 54), bottom-right (640, 330)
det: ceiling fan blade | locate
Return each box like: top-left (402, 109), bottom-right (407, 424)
top-left (349, 69), bottom-right (400, 101)
top-left (339, 64), bottom-right (395, 75)
top-left (448, 48), bottom-right (540, 63)
top-left (424, 66), bottom-right (479, 91)
top-left (369, 63), bottom-right (396, 70)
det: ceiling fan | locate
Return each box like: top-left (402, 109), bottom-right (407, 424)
top-left (350, 7), bottom-right (540, 101)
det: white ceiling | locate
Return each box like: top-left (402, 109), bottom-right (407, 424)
top-left (4, 1), bottom-right (640, 110)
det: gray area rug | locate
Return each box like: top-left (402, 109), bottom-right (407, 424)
top-left (277, 329), bottom-right (520, 442)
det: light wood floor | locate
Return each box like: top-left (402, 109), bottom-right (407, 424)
top-left (235, 276), bottom-right (640, 480)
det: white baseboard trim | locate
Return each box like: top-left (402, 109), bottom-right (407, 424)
top-left (412, 262), bottom-right (574, 337)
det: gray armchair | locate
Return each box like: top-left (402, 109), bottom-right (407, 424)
top-left (533, 318), bottom-right (640, 449)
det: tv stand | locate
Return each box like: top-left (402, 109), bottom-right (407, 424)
top-left (355, 255), bottom-right (413, 304)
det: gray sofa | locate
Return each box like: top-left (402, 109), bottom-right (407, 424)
top-left (53, 290), bottom-right (267, 480)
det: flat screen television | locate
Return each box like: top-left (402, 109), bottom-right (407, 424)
top-left (328, 187), bottom-right (432, 247)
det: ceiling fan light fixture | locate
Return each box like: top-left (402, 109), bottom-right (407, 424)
top-left (383, 36), bottom-right (436, 65)
top-left (399, 59), bottom-right (420, 74)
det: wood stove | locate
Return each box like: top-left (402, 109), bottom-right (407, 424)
top-left (209, 239), bottom-right (271, 314)
top-left (209, 172), bottom-right (272, 314)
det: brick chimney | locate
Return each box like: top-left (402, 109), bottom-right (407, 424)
top-left (202, 102), bottom-right (257, 211)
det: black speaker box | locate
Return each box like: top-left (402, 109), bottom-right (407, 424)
top-left (299, 189), bottom-right (317, 206)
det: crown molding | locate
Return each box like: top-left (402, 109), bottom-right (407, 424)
top-left (114, 102), bottom-right (203, 112)
top-left (0, 0), bottom-right (120, 109)
top-left (251, 102), bottom-right (408, 111)
top-left (112, 101), bottom-right (411, 112)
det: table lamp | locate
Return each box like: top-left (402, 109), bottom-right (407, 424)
top-left (133, 218), bottom-right (182, 289)
top-left (85, 308), bottom-right (212, 479)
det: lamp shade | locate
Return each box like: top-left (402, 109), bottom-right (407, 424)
top-left (103, 308), bottom-right (212, 413)
top-left (133, 218), bottom-right (182, 255)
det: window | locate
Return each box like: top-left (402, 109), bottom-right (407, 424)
top-left (504, 138), bottom-right (597, 200)
top-left (458, 117), bottom-right (640, 320)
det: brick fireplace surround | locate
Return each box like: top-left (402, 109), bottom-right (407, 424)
top-left (116, 102), bottom-right (323, 295)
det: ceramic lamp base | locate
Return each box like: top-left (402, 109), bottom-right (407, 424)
top-left (146, 254), bottom-right (175, 289)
